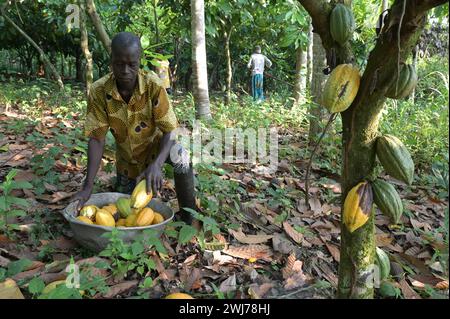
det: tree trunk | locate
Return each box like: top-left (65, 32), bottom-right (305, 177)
top-left (293, 46), bottom-right (307, 106)
top-left (382, 0), bottom-right (389, 11)
top-left (308, 32), bottom-right (327, 145)
top-left (60, 53), bottom-right (65, 78)
top-left (79, 0), bottom-right (93, 96)
top-left (224, 26), bottom-right (233, 105)
top-left (153, 0), bottom-right (160, 44)
top-left (191, 0), bottom-right (211, 120)
top-left (410, 44), bottom-right (418, 102)
top-left (0, 5), bottom-right (64, 89)
top-left (86, 0), bottom-right (111, 54)
top-left (75, 48), bottom-right (83, 82)
top-left (306, 21), bottom-right (313, 91)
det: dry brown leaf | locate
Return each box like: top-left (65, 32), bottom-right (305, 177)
top-left (183, 254), bottom-right (197, 266)
top-left (12, 267), bottom-right (44, 282)
top-left (325, 243), bottom-right (340, 263)
top-left (102, 280), bottom-right (139, 298)
top-left (398, 279), bottom-right (421, 299)
top-left (248, 283), bottom-right (275, 299)
top-left (404, 246), bottom-right (422, 256)
top-left (223, 245), bottom-right (273, 261)
top-left (219, 274), bottom-right (236, 293)
top-left (184, 268), bottom-right (203, 291)
top-left (376, 233), bottom-right (394, 247)
top-left (309, 197), bottom-right (322, 214)
top-left (50, 191), bottom-right (76, 203)
top-left (282, 222), bottom-right (303, 244)
top-left (282, 253), bottom-right (296, 279)
top-left (14, 170), bottom-right (36, 182)
top-left (0, 256), bottom-right (10, 268)
top-left (44, 182), bottom-right (58, 192)
top-left (229, 228), bottom-right (273, 245)
top-left (212, 251), bottom-right (235, 265)
top-left (435, 280), bottom-right (449, 290)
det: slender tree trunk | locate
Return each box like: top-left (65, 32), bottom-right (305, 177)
top-left (410, 45), bottom-right (418, 102)
top-left (191, 0), bottom-right (211, 119)
top-left (153, 0), bottom-right (160, 44)
top-left (79, 0), bottom-right (93, 96)
top-left (306, 21), bottom-right (313, 91)
top-left (224, 25), bottom-right (233, 105)
top-left (60, 53), bottom-right (65, 78)
top-left (308, 32), bottom-right (327, 145)
top-left (75, 48), bottom-right (83, 82)
top-left (86, 0), bottom-right (111, 54)
top-left (0, 6), bottom-right (64, 89)
top-left (293, 46), bottom-right (307, 106)
top-left (382, 0), bottom-right (389, 11)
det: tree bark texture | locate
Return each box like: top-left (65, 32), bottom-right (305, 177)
top-left (191, 0), bottom-right (211, 119)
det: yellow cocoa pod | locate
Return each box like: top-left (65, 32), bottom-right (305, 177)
top-left (76, 216), bottom-right (94, 225)
top-left (116, 197), bottom-right (132, 218)
top-left (95, 209), bottom-right (116, 227)
top-left (116, 218), bottom-right (126, 227)
top-left (130, 180), bottom-right (152, 209)
top-left (135, 207), bottom-right (154, 227)
top-left (151, 212), bottom-right (165, 225)
top-left (165, 292), bottom-right (194, 299)
top-left (131, 207), bottom-right (142, 215)
top-left (343, 181), bottom-right (373, 233)
top-left (125, 214), bottom-right (138, 227)
top-left (102, 204), bottom-right (118, 215)
top-left (79, 205), bottom-right (98, 221)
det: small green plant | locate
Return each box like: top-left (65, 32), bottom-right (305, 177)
top-left (99, 229), bottom-right (166, 279)
top-left (0, 169), bottom-right (32, 237)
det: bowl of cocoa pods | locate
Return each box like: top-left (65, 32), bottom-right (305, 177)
top-left (63, 181), bottom-right (174, 252)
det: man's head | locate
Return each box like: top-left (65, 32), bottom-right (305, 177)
top-left (254, 45), bottom-right (262, 54)
top-left (111, 32), bottom-right (141, 86)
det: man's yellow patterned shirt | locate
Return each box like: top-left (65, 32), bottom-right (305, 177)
top-left (83, 69), bottom-right (178, 179)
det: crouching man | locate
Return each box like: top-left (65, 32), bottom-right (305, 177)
top-left (72, 32), bottom-right (196, 224)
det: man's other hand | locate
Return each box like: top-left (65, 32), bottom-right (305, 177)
top-left (71, 184), bottom-right (94, 213)
top-left (137, 161), bottom-right (163, 195)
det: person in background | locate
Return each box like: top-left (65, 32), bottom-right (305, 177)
top-left (154, 49), bottom-right (172, 95)
top-left (247, 45), bottom-right (272, 102)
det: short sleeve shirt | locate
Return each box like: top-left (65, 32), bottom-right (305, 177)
top-left (83, 69), bottom-right (178, 179)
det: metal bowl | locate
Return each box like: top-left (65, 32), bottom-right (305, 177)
top-left (63, 192), bottom-right (174, 252)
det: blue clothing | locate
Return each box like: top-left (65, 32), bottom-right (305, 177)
top-left (252, 74), bottom-right (264, 101)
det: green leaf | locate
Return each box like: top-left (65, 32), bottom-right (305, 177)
top-left (28, 277), bottom-right (45, 295)
top-left (179, 225), bottom-right (197, 244)
top-left (142, 277), bottom-right (153, 288)
top-left (7, 259), bottom-right (32, 277)
top-left (131, 242), bottom-right (144, 256)
top-left (11, 181), bottom-right (33, 190)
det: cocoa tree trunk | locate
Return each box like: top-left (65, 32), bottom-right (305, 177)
top-left (308, 32), bottom-right (327, 145)
top-left (79, 0), bottom-right (93, 96)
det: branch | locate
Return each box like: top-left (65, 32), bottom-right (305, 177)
top-left (298, 0), bottom-right (333, 49)
top-left (86, 0), bottom-right (111, 54)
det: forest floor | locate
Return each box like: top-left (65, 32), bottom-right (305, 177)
top-left (0, 84), bottom-right (448, 299)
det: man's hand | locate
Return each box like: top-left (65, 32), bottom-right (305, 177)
top-left (71, 184), bottom-right (94, 213)
top-left (137, 161), bottom-right (163, 195)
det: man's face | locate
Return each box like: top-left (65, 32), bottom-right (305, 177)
top-left (111, 46), bottom-right (140, 86)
